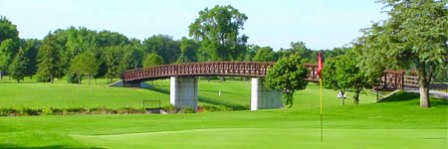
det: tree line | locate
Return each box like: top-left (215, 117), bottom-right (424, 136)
top-left (0, 5), bottom-right (346, 84)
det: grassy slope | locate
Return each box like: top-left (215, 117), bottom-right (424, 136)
top-left (0, 79), bottom-right (446, 148)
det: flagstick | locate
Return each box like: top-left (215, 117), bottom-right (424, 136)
top-left (320, 78), bottom-right (323, 142)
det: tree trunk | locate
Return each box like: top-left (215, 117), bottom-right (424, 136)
top-left (88, 75), bottom-right (91, 85)
top-left (0, 72), bottom-right (2, 80)
top-left (418, 74), bottom-right (431, 108)
top-left (419, 86), bottom-right (430, 108)
top-left (417, 63), bottom-right (432, 108)
top-left (353, 88), bottom-right (361, 105)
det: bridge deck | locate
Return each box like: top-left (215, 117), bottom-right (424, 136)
top-left (123, 61), bottom-right (319, 82)
top-left (122, 61), bottom-right (424, 91)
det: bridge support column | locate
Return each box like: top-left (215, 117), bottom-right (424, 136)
top-left (251, 78), bottom-right (283, 111)
top-left (170, 76), bottom-right (198, 110)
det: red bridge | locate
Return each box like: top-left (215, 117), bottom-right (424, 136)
top-left (123, 61), bottom-right (320, 82)
top-left (122, 61), bottom-right (421, 91)
top-left (120, 61), bottom-right (427, 111)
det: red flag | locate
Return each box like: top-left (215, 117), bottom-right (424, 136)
top-left (317, 52), bottom-right (323, 78)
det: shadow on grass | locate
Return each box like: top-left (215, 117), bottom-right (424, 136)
top-left (0, 144), bottom-right (104, 149)
top-left (378, 91), bottom-right (419, 103)
top-left (378, 91), bottom-right (447, 107)
top-left (144, 87), bottom-right (170, 95)
top-left (144, 87), bottom-right (249, 110)
top-left (198, 96), bottom-right (249, 110)
top-left (430, 97), bottom-right (448, 107)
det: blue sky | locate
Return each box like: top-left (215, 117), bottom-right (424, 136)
top-left (0, 0), bottom-right (387, 50)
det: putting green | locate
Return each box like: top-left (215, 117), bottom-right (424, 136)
top-left (72, 128), bottom-right (447, 149)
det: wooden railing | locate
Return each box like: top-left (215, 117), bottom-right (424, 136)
top-left (123, 62), bottom-right (320, 82)
top-left (380, 70), bottom-right (420, 90)
top-left (122, 62), bottom-right (427, 91)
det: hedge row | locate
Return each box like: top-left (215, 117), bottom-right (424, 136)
top-left (0, 105), bottom-right (248, 116)
top-left (0, 107), bottom-right (145, 116)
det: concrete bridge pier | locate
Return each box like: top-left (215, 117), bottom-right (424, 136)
top-left (251, 78), bottom-right (283, 111)
top-left (170, 76), bottom-right (198, 110)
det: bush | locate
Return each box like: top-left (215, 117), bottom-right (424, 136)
top-left (42, 107), bottom-right (54, 115)
top-left (117, 107), bottom-right (144, 114)
top-left (0, 108), bottom-right (17, 116)
top-left (19, 107), bottom-right (41, 116)
top-left (67, 73), bottom-right (82, 84)
top-left (182, 107), bottom-right (196, 113)
top-left (161, 105), bottom-right (176, 112)
top-left (200, 105), bottom-right (233, 112)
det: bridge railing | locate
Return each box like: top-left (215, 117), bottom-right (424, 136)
top-left (123, 61), bottom-right (320, 82)
top-left (123, 61), bottom-right (428, 91)
top-left (123, 61), bottom-right (280, 82)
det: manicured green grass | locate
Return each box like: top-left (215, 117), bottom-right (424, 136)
top-left (0, 80), bottom-right (168, 109)
top-left (0, 78), bottom-right (446, 148)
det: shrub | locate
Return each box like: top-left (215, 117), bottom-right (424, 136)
top-left (42, 107), bottom-right (54, 115)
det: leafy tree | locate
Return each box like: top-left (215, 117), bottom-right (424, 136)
top-left (96, 30), bottom-right (129, 47)
top-left (0, 16), bottom-right (20, 79)
top-left (8, 48), bottom-right (27, 83)
top-left (0, 39), bottom-right (19, 79)
top-left (189, 5), bottom-right (248, 61)
top-left (120, 45), bottom-right (144, 71)
top-left (104, 46), bottom-right (123, 83)
top-left (69, 52), bottom-right (99, 84)
top-left (36, 33), bottom-right (64, 83)
top-left (23, 39), bottom-right (41, 79)
top-left (0, 16), bottom-right (19, 43)
top-left (355, 0), bottom-right (447, 107)
top-left (253, 46), bottom-right (277, 62)
top-left (143, 35), bottom-right (180, 64)
top-left (265, 54), bottom-right (309, 108)
top-left (143, 53), bottom-right (164, 67)
top-left (243, 44), bottom-right (258, 61)
top-left (177, 37), bottom-right (198, 63)
top-left (323, 52), bottom-right (372, 104)
top-left (277, 41), bottom-right (315, 63)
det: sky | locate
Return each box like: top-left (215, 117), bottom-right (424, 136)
top-left (0, 0), bottom-right (388, 50)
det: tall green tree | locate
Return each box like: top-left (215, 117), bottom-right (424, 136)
top-left (323, 52), bottom-right (372, 104)
top-left (0, 16), bottom-right (20, 79)
top-left (355, 0), bottom-right (447, 108)
top-left (0, 39), bottom-right (19, 79)
top-left (277, 41), bottom-right (316, 63)
top-left (177, 37), bottom-right (198, 63)
top-left (103, 46), bottom-right (123, 83)
top-left (69, 52), bottom-right (99, 85)
top-left (0, 16), bottom-right (19, 43)
top-left (120, 45), bottom-right (144, 71)
top-left (36, 33), bottom-right (64, 83)
top-left (143, 53), bottom-right (164, 67)
top-left (143, 35), bottom-right (180, 64)
top-left (8, 48), bottom-right (27, 83)
top-left (265, 54), bottom-right (309, 108)
top-left (253, 46), bottom-right (277, 62)
top-left (23, 39), bottom-right (41, 79)
top-left (96, 30), bottom-right (129, 47)
top-left (189, 5), bottom-right (248, 61)
top-left (243, 44), bottom-right (258, 61)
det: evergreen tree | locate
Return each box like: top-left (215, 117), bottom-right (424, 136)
top-left (8, 48), bottom-right (27, 83)
top-left (36, 33), bottom-right (64, 83)
top-left (23, 39), bottom-right (40, 79)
